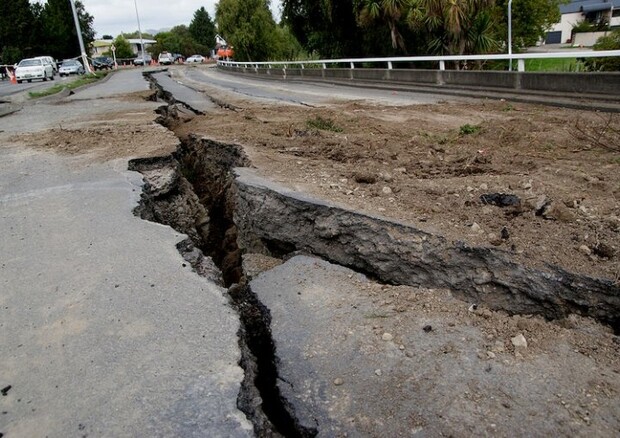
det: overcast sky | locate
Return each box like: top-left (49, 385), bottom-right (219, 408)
top-left (45, 0), bottom-right (283, 38)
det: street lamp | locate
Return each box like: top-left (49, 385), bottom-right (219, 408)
top-left (134, 0), bottom-right (147, 65)
top-left (508, 0), bottom-right (513, 71)
top-left (69, 0), bottom-right (91, 73)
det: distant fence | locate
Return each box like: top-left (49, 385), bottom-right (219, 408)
top-left (217, 51), bottom-right (620, 98)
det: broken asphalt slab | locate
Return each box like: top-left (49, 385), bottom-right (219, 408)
top-left (249, 254), bottom-right (620, 436)
top-left (0, 70), bottom-right (252, 436)
top-left (150, 70), bottom-right (218, 114)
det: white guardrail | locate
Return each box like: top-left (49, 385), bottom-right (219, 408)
top-left (218, 50), bottom-right (620, 72)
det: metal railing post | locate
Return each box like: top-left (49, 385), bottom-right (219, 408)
top-left (439, 60), bottom-right (445, 71)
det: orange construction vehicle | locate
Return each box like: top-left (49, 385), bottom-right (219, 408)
top-left (215, 34), bottom-right (234, 60)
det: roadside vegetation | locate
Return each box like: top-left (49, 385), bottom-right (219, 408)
top-left (28, 72), bottom-right (108, 99)
top-left (1, 0), bottom-right (94, 65)
top-left (3, 0), bottom-right (617, 71)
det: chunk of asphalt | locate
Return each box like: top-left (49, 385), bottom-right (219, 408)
top-left (249, 255), bottom-right (620, 436)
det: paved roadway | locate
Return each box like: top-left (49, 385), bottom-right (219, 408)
top-left (0, 70), bottom-right (252, 437)
top-left (174, 65), bottom-right (456, 107)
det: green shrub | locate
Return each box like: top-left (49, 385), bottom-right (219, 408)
top-left (584, 29), bottom-right (620, 71)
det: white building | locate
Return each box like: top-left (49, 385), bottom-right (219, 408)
top-left (547, 0), bottom-right (620, 44)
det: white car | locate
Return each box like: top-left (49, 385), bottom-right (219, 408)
top-left (35, 56), bottom-right (58, 74)
top-left (15, 58), bottom-right (54, 83)
top-left (186, 55), bottom-right (205, 63)
top-left (158, 52), bottom-right (173, 65)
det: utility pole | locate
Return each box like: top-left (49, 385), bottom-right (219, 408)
top-left (508, 0), bottom-right (513, 71)
top-left (69, 0), bottom-right (92, 73)
top-left (134, 0), bottom-right (147, 65)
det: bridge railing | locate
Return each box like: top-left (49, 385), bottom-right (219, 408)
top-left (218, 50), bottom-right (620, 72)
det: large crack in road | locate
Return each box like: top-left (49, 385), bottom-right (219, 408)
top-left (128, 72), bottom-right (620, 436)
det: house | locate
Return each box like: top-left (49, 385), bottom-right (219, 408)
top-left (91, 39), bottom-right (113, 56)
top-left (89, 38), bottom-right (157, 58)
top-left (546, 0), bottom-right (620, 44)
top-left (127, 39), bottom-right (157, 55)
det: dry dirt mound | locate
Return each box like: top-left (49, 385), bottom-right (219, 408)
top-left (175, 99), bottom-right (620, 282)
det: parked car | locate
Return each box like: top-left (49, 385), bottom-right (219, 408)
top-left (186, 54), bottom-right (205, 63)
top-left (92, 56), bottom-right (114, 70)
top-left (59, 59), bottom-right (85, 76)
top-left (172, 53), bottom-right (184, 63)
top-left (15, 58), bottom-right (54, 83)
top-left (133, 54), bottom-right (152, 66)
top-left (35, 56), bottom-right (58, 74)
top-left (158, 52), bottom-right (173, 65)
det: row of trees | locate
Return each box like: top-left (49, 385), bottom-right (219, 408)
top-left (0, 0), bottom-right (94, 65)
top-left (278, 0), bottom-right (562, 60)
top-left (1, 0), bottom-right (567, 66)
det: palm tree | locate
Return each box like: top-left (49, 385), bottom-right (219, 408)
top-left (406, 0), bottom-right (498, 57)
top-left (356, 0), bottom-right (412, 51)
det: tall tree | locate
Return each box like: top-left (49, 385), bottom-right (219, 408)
top-left (216, 0), bottom-right (280, 61)
top-left (493, 0), bottom-right (562, 50)
top-left (189, 7), bottom-right (216, 48)
top-left (356, 0), bottom-right (411, 51)
top-left (0, 0), bottom-right (36, 63)
top-left (39, 0), bottom-right (95, 60)
top-left (110, 35), bottom-right (133, 59)
top-left (406, 0), bottom-right (499, 56)
top-left (151, 25), bottom-right (209, 57)
top-left (283, 0), bottom-right (365, 58)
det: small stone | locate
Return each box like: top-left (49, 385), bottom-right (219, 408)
top-left (534, 195), bottom-right (551, 215)
top-left (333, 378), bottom-right (344, 386)
top-left (479, 183), bottom-right (488, 191)
top-left (579, 245), bottom-right (591, 256)
top-left (393, 167), bottom-right (407, 174)
top-left (522, 180), bottom-right (532, 190)
top-left (480, 309), bottom-right (493, 319)
top-left (405, 351), bottom-right (414, 358)
top-left (381, 172), bottom-right (394, 182)
top-left (511, 334), bottom-right (528, 349)
top-left (471, 222), bottom-right (482, 233)
top-left (374, 369), bottom-right (383, 376)
top-left (593, 243), bottom-right (615, 259)
top-left (422, 325), bottom-right (433, 332)
top-left (381, 333), bottom-right (394, 341)
top-left (493, 340), bottom-right (505, 353)
top-left (501, 226), bottom-right (510, 240)
top-left (382, 186), bottom-right (393, 195)
top-left (487, 233), bottom-right (502, 246)
top-left (467, 186), bottom-right (475, 192)
top-left (487, 351), bottom-right (496, 359)
top-left (353, 172), bottom-right (377, 184)
top-left (542, 202), bottom-right (575, 222)
top-left (399, 345), bottom-right (405, 350)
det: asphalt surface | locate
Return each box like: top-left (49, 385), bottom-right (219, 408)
top-left (152, 71), bottom-right (218, 113)
top-left (0, 70), bottom-right (252, 437)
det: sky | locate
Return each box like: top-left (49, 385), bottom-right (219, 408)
top-left (39, 0), bottom-right (283, 38)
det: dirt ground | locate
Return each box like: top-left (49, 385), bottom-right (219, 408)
top-left (169, 95), bottom-right (620, 282)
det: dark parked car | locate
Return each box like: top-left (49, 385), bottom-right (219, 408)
top-left (92, 56), bottom-right (114, 70)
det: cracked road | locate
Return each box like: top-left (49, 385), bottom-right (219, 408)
top-left (0, 70), bottom-right (252, 437)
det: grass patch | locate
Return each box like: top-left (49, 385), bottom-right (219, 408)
top-left (29, 72), bottom-right (109, 99)
top-left (306, 116), bottom-right (343, 132)
top-left (459, 124), bottom-right (482, 135)
top-left (524, 58), bottom-right (583, 72)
